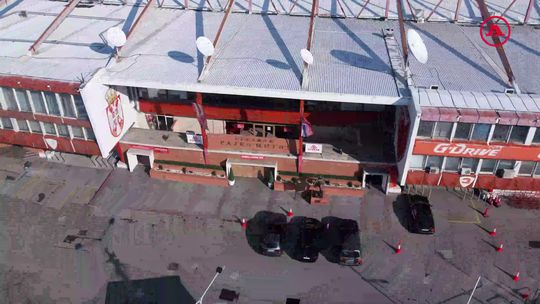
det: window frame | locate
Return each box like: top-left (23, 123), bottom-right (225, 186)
top-left (417, 120), bottom-right (436, 138)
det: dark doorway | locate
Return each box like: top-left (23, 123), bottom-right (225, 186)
top-left (137, 155), bottom-right (151, 172)
top-left (365, 174), bottom-right (384, 192)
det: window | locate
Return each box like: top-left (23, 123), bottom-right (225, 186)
top-left (444, 157), bottom-right (461, 172)
top-left (1, 117), bottom-right (13, 129)
top-left (417, 121), bottom-right (435, 137)
top-left (533, 129), bottom-right (540, 144)
top-left (73, 95), bottom-right (88, 119)
top-left (44, 92), bottom-right (60, 115)
top-left (433, 122), bottom-right (453, 139)
top-left (71, 126), bottom-right (84, 139)
top-left (519, 161), bottom-right (535, 176)
top-left (42, 122), bottom-right (56, 135)
top-left (471, 123), bottom-right (490, 141)
top-left (59, 94), bottom-right (76, 118)
top-left (497, 160), bottom-right (515, 171)
top-left (410, 155), bottom-right (426, 169)
top-left (16, 119), bottom-right (29, 132)
top-left (2, 88), bottom-right (17, 110)
top-left (15, 89), bottom-right (31, 112)
top-left (30, 91), bottom-right (47, 113)
top-left (480, 159), bottom-right (497, 173)
top-left (28, 120), bottom-right (42, 133)
top-left (535, 163), bottom-right (540, 176)
top-left (57, 125), bottom-right (69, 137)
top-left (156, 115), bottom-right (174, 131)
top-left (509, 126), bottom-right (528, 144)
top-left (454, 123), bottom-right (472, 140)
top-left (491, 125), bottom-right (511, 142)
top-left (425, 156), bottom-right (443, 169)
top-left (84, 128), bottom-right (95, 140)
top-left (461, 158), bottom-right (479, 171)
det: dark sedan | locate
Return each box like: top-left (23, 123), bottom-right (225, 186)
top-left (408, 195), bottom-right (435, 234)
top-left (296, 217), bottom-right (324, 262)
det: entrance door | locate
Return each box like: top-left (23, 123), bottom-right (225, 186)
top-left (137, 155), bottom-right (151, 170)
top-left (364, 174), bottom-right (389, 194)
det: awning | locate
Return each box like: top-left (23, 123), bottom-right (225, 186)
top-left (438, 108), bottom-right (459, 122)
top-left (497, 111), bottom-right (519, 125)
top-left (516, 112), bottom-right (539, 127)
top-left (420, 107), bottom-right (440, 121)
top-left (477, 110), bottom-right (498, 124)
top-left (457, 108), bottom-right (479, 123)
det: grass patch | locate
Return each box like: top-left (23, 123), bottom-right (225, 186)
top-left (277, 171), bottom-right (358, 181)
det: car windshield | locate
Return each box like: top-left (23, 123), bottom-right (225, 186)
top-left (341, 250), bottom-right (360, 258)
top-left (415, 204), bottom-right (434, 228)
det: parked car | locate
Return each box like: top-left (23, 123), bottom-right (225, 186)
top-left (408, 195), bottom-right (435, 234)
top-left (260, 221), bottom-right (286, 257)
top-left (296, 217), bottom-right (324, 262)
top-left (336, 220), bottom-right (363, 266)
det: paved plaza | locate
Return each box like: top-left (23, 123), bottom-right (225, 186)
top-left (0, 147), bottom-right (539, 303)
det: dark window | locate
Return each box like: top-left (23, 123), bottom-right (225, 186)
top-left (491, 125), bottom-right (511, 142)
top-left (59, 94), bottom-right (76, 118)
top-left (28, 121), bottom-right (42, 133)
top-left (3, 88), bottom-right (17, 110)
top-left (43, 122), bottom-right (56, 135)
top-left (454, 123), bottom-right (472, 140)
top-left (535, 163), bottom-right (540, 176)
top-left (73, 95), bottom-right (88, 119)
top-left (44, 92), bottom-right (60, 115)
top-left (519, 161), bottom-right (535, 176)
top-left (497, 160), bottom-right (515, 171)
top-left (15, 89), bottom-right (31, 112)
top-left (461, 158), bottom-right (479, 171)
top-left (471, 123), bottom-right (490, 141)
top-left (1, 117), bottom-right (13, 129)
top-left (533, 129), bottom-right (540, 144)
top-left (426, 156), bottom-right (443, 169)
top-left (433, 122), bottom-right (453, 139)
top-left (410, 155), bottom-right (426, 169)
top-left (16, 120), bottom-right (29, 131)
top-left (71, 126), bottom-right (84, 139)
top-left (85, 128), bottom-right (96, 140)
top-left (57, 125), bottom-right (69, 137)
top-left (480, 159), bottom-right (497, 173)
top-left (417, 121), bottom-right (435, 137)
top-left (509, 126), bottom-right (528, 144)
top-left (30, 91), bottom-right (47, 113)
top-left (444, 157), bottom-right (461, 171)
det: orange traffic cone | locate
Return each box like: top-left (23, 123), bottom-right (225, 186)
top-left (496, 243), bottom-right (504, 252)
top-left (241, 218), bottom-right (247, 229)
top-left (395, 242), bottom-right (402, 254)
top-left (513, 271), bottom-right (520, 282)
top-left (489, 228), bottom-right (497, 236)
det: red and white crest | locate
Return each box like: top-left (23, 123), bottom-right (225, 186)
top-left (459, 176), bottom-right (476, 188)
top-left (105, 88), bottom-right (124, 137)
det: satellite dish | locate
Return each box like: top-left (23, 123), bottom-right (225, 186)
top-left (407, 29), bottom-right (428, 64)
top-left (300, 49), bottom-right (314, 65)
top-left (196, 36), bottom-right (215, 57)
top-left (45, 138), bottom-right (58, 150)
top-left (104, 27), bottom-right (126, 48)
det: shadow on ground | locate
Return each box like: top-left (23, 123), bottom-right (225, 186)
top-left (245, 211), bottom-right (287, 255)
top-left (105, 275), bottom-right (195, 304)
top-left (392, 194), bottom-right (411, 232)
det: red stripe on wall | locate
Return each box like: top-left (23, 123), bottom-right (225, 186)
top-left (139, 100), bottom-right (382, 126)
top-left (0, 110), bottom-right (91, 128)
top-left (0, 129), bottom-right (99, 155)
top-left (0, 76), bottom-right (79, 95)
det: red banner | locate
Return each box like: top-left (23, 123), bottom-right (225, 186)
top-left (130, 145), bottom-right (169, 153)
top-left (413, 141), bottom-right (540, 161)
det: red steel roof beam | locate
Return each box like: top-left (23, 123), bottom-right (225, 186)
top-left (356, 0), bottom-right (372, 18)
top-left (28, 0), bottom-right (83, 55)
top-left (396, 0), bottom-right (408, 66)
top-left (117, 0), bottom-right (157, 57)
top-left (500, 0), bottom-right (518, 18)
top-left (454, 0), bottom-right (463, 22)
top-left (301, 0), bottom-right (318, 88)
top-left (425, 0), bottom-right (444, 21)
top-left (524, 0), bottom-right (534, 24)
top-left (475, 0), bottom-right (519, 92)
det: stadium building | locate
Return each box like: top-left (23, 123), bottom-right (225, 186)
top-left (1, 0), bottom-right (539, 195)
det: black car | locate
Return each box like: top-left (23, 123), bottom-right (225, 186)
top-left (260, 215), bottom-right (287, 257)
top-left (296, 217), bottom-right (324, 262)
top-left (321, 218), bottom-right (363, 266)
top-left (408, 195), bottom-right (435, 234)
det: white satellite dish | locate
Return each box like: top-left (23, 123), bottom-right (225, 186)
top-left (300, 49), bottom-right (314, 65)
top-left (104, 27), bottom-right (127, 48)
top-left (45, 138), bottom-right (58, 150)
top-left (196, 36), bottom-right (215, 57)
top-left (407, 29), bottom-right (428, 64)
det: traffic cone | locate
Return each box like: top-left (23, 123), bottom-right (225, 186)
top-left (521, 292), bottom-right (529, 300)
top-left (496, 243), bottom-right (503, 252)
top-left (395, 241), bottom-right (402, 254)
top-left (483, 207), bottom-right (489, 218)
top-left (513, 271), bottom-right (520, 282)
top-left (287, 208), bottom-right (294, 217)
top-left (240, 218), bottom-right (247, 229)
top-left (489, 228), bottom-right (497, 236)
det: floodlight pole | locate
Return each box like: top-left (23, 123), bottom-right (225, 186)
top-left (195, 266), bottom-right (224, 304)
top-left (301, 0), bottom-right (318, 89)
top-left (454, 0), bottom-right (463, 22)
top-left (396, 0), bottom-right (409, 66)
top-left (466, 276), bottom-right (481, 304)
top-left (117, 0), bottom-right (157, 58)
top-left (28, 0), bottom-right (83, 55)
top-left (425, 0), bottom-right (444, 21)
top-left (475, 0), bottom-right (520, 93)
top-left (524, 0), bottom-right (534, 24)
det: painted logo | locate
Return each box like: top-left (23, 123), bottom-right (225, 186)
top-left (433, 143), bottom-right (502, 157)
top-left (105, 88), bottom-right (124, 137)
top-left (480, 16), bottom-right (511, 47)
top-left (459, 176), bottom-right (476, 188)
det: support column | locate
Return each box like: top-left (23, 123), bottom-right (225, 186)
top-left (298, 100), bottom-right (304, 174)
top-left (196, 92), bottom-right (209, 165)
top-left (116, 142), bottom-right (125, 163)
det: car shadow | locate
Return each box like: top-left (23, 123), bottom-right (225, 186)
top-left (393, 194), bottom-right (411, 232)
top-left (245, 211), bottom-right (287, 255)
top-left (283, 216), bottom-right (306, 262)
top-left (319, 216), bottom-right (345, 264)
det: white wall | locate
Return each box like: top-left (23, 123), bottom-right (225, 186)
top-left (80, 70), bottom-right (137, 157)
top-left (397, 91), bottom-right (421, 186)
